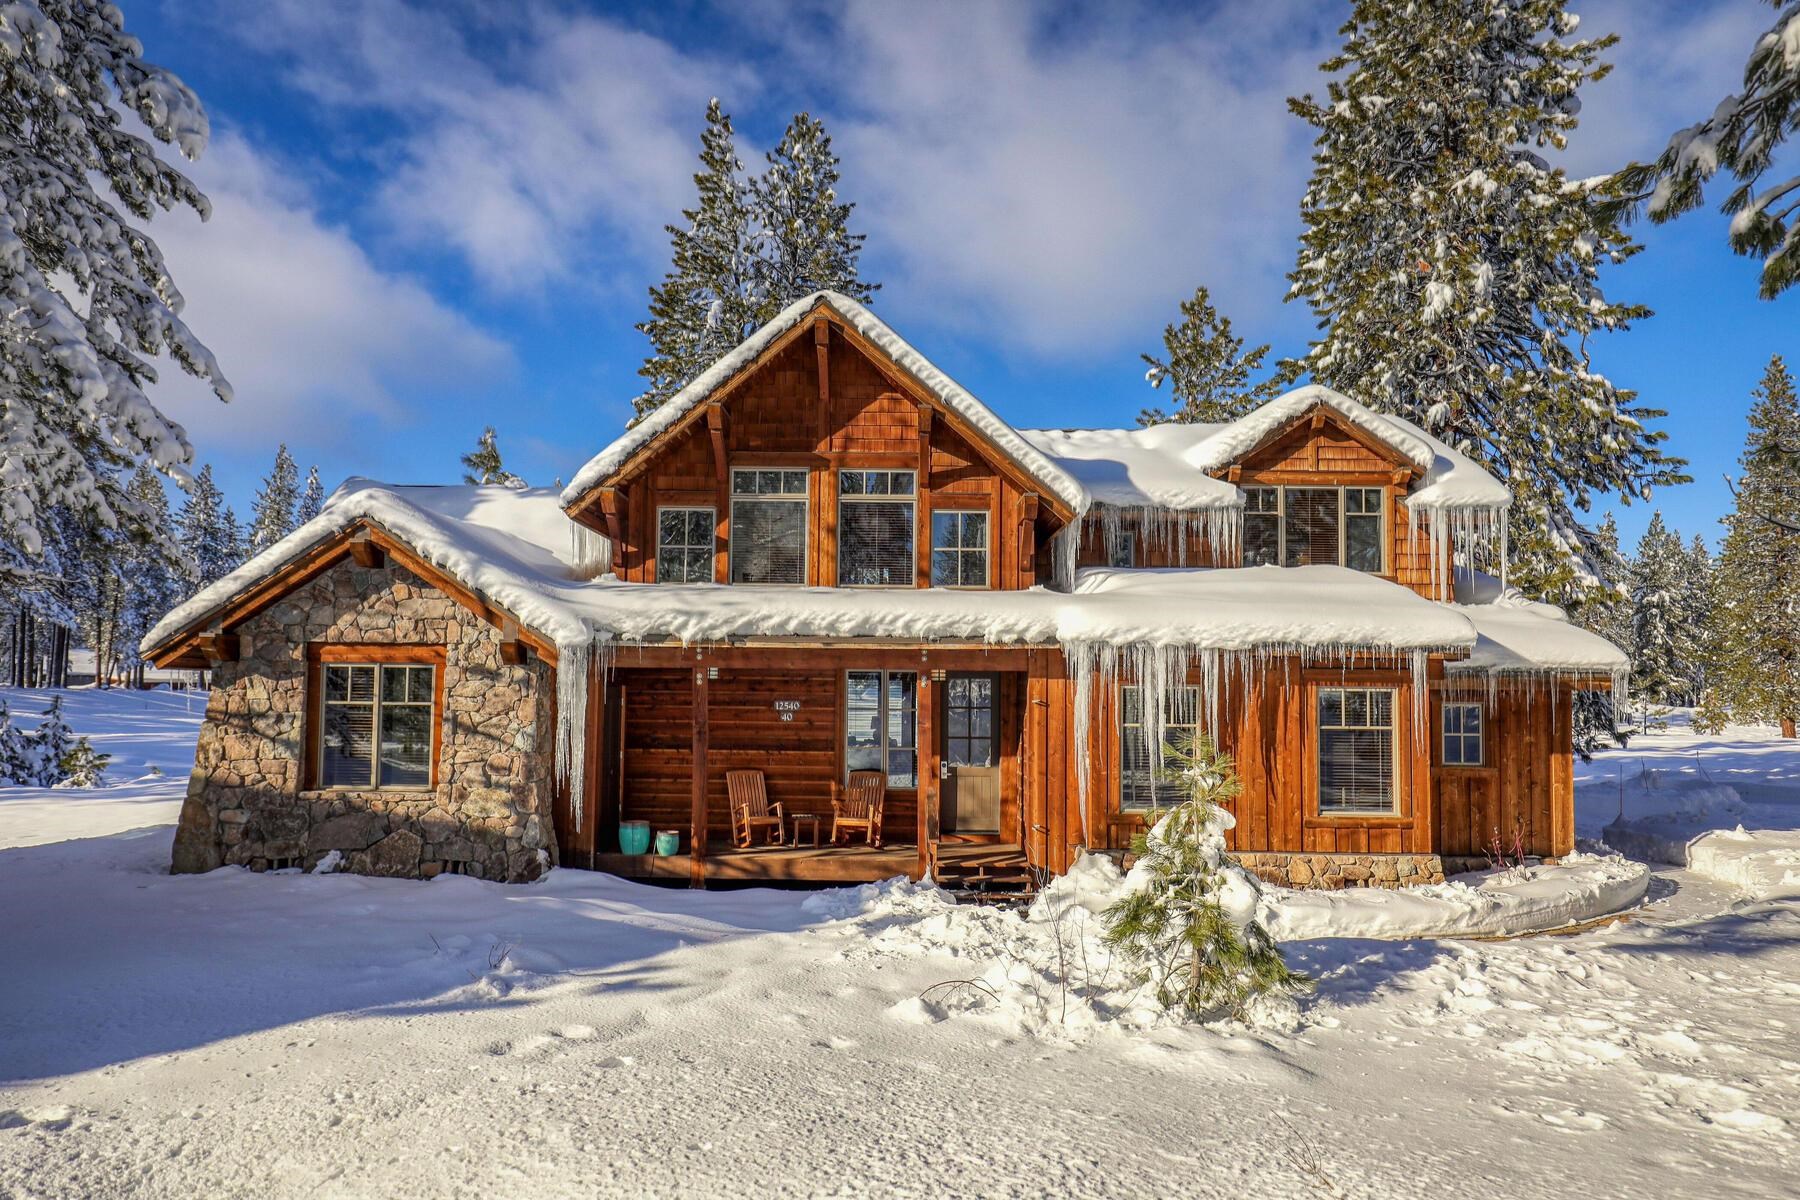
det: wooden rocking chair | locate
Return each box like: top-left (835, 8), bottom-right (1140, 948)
top-left (833, 771), bottom-right (887, 848)
top-left (727, 770), bottom-right (786, 849)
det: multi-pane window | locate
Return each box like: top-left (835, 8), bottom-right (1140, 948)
top-left (730, 469), bottom-right (808, 585)
top-left (657, 507), bottom-right (715, 583)
top-left (1242, 486), bottom-right (1385, 572)
top-left (945, 675), bottom-right (997, 767)
top-left (1119, 684), bottom-right (1200, 810)
top-left (1106, 528), bottom-right (1136, 568)
top-left (1317, 687), bottom-right (1397, 814)
top-left (838, 470), bottom-right (916, 586)
top-left (845, 670), bottom-right (918, 787)
top-left (1442, 702), bottom-right (1484, 767)
top-left (320, 663), bottom-right (436, 790)
top-left (930, 510), bottom-right (989, 587)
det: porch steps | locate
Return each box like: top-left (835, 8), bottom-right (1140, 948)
top-left (935, 849), bottom-right (1037, 905)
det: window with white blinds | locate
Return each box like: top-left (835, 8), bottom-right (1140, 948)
top-left (838, 470), bottom-right (916, 586)
top-left (1242, 486), bottom-right (1385, 572)
top-left (845, 669), bottom-right (918, 787)
top-left (657, 507), bottom-right (715, 583)
top-left (1119, 684), bottom-right (1200, 810)
top-left (930, 510), bottom-right (989, 587)
top-left (1317, 686), bottom-right (1397, 814)
top-left (320, 663), bottom-right (436, 790)
top-left (730, 469), bottom-right (808, 584)
top-left (1442, 701), bottom-right (1484, 766)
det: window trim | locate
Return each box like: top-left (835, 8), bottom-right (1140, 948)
top-left (305, 644), bottom-right (446, 792)
top-left (655, 505), bottom-right (717, 585)
top-left (1310, 681), bottom-right (1403, 820)
top-left (1242, 484), bottom-right (1388, 573)
top-left (929, 508), bottom-right (991, 589)
top-left (1441, 700), bottom-right (1485, 768)
top-left (837, 469), bottom-right (918, 588)
top-left (1117, 683), bottom-right (1201, 812)
top-left (729, 467), bottom-right (810, 587)
top-left (842, 668), bottom-right (919, 789)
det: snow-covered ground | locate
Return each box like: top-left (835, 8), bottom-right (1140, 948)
top-left (1, 690), bottom-right (1796, 1198)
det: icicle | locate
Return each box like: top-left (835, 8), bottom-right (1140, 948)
top-left (568, 524), bottom-right (612, 579)
top-left (554, 638), bottom-right (599, 829)
top-left (1409, 502), bottom-right (1509, 600)
top-left (1081, 503), bottom-right (1242, 567)
top-left (1052, 522), bottom-right (1082, 592)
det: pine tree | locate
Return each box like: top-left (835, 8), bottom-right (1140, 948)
top-left (248, 445), bottom-right (300, 555)
top-left (1138, 286), bottom-right (1280, 425)
top-left (1101, 734), bottom-right (1308, 1022)
top-left (748, 112), bottom-right (878, 317)
top-left (1283, 0), bottom-right (1684, 597)
top-left (175, 465), bottom-right (239, 587)
top-left (1613, 3), bottom-right (1800, 298)
top-left (22, 695), bottom-right (75, 787)
top-left (296, 466), bottom-right (325, 524)
top-left (1570, 512), bottom-right (1631, 755)
top-left (1628, 512), bottom-right (1687, 706)
top-left (118, 462), bottom-right (184, 676)
top-left (1701, 356), bottom-right (1800, 735)
top-left (1678, 534), bottom-right (1715, 706)
top-left (0, 2), bottom-right (231, 570)
top-left (460, 427), bottom-right (526, 488)
top-left (635, 100), bottom-right (760, 417)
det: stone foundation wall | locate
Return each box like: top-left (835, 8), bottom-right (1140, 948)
top-left (1232, 851), bottom-right (1447, 889)
top-left (170, 558), bottom-right (559, 883)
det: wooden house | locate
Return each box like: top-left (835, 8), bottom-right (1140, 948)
top-left (143, 293), bottom-right (1626, 890)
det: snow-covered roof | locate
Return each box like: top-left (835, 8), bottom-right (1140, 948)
top-left (1020, 385), bottom-right (1510, 515)
top-left (560, 291), bottom-right (1089, 518)
top-left (1445, 575), bottom-right (1629, 679)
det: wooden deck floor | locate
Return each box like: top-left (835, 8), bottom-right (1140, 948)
top-left (587, 842), bottom-right (1028, 886)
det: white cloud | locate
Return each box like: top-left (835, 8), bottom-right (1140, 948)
top-left (147, 130), bottom-right (512, 455)
top-left (230, 0), bottom-right (750, 293)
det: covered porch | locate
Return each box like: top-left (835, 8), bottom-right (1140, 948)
top-left (555, 643), bottom-right (1058, 887)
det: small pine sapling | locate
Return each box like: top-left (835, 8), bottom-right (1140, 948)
top-left (22, 696), bottom-right (76, 786)
top-left (0, 702), bottom-right (28, 784)
top-left (1101, 733), bottom-right (1309, 1021)
top-left (57, 737), bottom-right (110, 789)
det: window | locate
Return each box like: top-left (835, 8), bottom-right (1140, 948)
top-left (730, 469), bottom-right (808, 584)
top-left (1242, 486), bottom-right (1385, 572)
top-left (657, 507), bottom-right (715, 583)
top-left (838, 470), bottom-right (916, 586)
top-left (1106, 528), bottom-right (1136, 568)
top-left (845, 669), bottom-right (917, 787)
top-left (1119, 684), bottom-right (1200, 810)
top-left (1317, 687), bottom-right (1396, 814)
top-left (931, 510), bottom-right (989, 587)
top-left (320, 663), bottom-right (437, 790)
top-left (1442, 702), bottom-right (1483, 766)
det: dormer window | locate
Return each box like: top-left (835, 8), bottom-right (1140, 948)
top-left (1243, 486), bottom-right (1384, 572)
top-left (838, 470), bottom-right (916, 586)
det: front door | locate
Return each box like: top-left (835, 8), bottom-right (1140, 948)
top-left (942, 673), bottom-right (1000, 834)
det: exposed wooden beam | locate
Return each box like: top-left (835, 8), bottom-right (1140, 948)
top-left (689, 665), bottom-right (710, 888)
top-left (705, 403), bottom-right (728, 483)
top-left (497, 618), bottom-right (526, 666)
top-left (348, 528), bottom-right (384, 569)
top-left (917, 672), bottom-right (939, 881)
top-left (197, 625), bottom-right (238, 665)
top-left (597, 487), bottom-right (624, 555)
top-left (814, 315), bottom-right (832, 448)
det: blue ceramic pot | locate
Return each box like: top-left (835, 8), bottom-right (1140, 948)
top-left (654, 829), bottom-right (681, 857)
top-left (619, 820), bottom-right (651, 855)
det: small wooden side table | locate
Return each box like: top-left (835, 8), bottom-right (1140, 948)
top-left (789, 812), bottom-right (823, 848)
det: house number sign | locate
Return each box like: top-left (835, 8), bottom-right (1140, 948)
top-left (774, 700), bottom-right (801, 722)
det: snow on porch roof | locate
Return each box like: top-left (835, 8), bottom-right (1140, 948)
top-left (1019, 385), bottom-right (1511, 514)
top-left (560, 291), bottom-right (1090, 517)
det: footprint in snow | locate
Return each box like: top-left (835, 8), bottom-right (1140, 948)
top-left (555, 1024), bottom-right (596, 1041)
top-left (812, 1035), bottom-right (859, 1051)
top-left (597, 1055), bottom-right (635, 1069)
top-left (0, 1106), bottom-right (77, 1132)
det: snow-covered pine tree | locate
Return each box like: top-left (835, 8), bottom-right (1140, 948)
top-left (0, 2), bottom-right (230, 570)
top-left (176, 465), bottom-right (239, 587)
top-left (118, 462), bottom-right (184, 679)
top-left (1628, 512), bottom-right (1688, 707)
top-left (1613, 2), bottom-right (1800, 299)
top-left (1101, 733), bottom-right (1308, 1022)
top-left (1678, 533), bottom-right (1715, 707)
top-left (460, 427), bottom-right (526, 488)
top-left (0, 701), bottom-right (26, 783)
top-left (635, 100), bottom-right (760, 418)
top-left (21, 695), bottom-right (74, 787)
top-left (1138, 286), bottom-right (1281, 425)
top-left (296, 466), bottom-right (325, 524)
top-left (247, 445), bottom-right (299, 555)
top-left (1283, 0), bottom-right (1684, 598)
top-left (748, 112), bottom-right (878, 318)
top-left (1701, 356), bottom-right (1800, 735)
top-left (1570, 512), bottom-right (1631, 755)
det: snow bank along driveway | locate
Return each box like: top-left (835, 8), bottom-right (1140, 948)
top-left (1, 690), bottom-right (1796, 1199)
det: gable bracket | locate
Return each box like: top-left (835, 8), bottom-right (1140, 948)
top-left (705, 403), bottom-right (728, 483)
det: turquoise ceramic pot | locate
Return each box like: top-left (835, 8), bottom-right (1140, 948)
top-left (654, 829), bottom-right (681, 857)
top-left (619, 820), bottom-right (652, 855)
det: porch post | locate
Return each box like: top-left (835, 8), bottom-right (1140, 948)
top-left (917, 670), bottom-right (939, 881)
top-left (690, 664), bottom-right (710, 887)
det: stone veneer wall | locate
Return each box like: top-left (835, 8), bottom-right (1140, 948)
top-left (170, 558), bottom-right (559, 883)
top-left (1232, 851), bottom-right (1447, 889)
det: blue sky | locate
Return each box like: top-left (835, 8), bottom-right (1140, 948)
top-left (126, 0), bottom-right (1791, 553)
